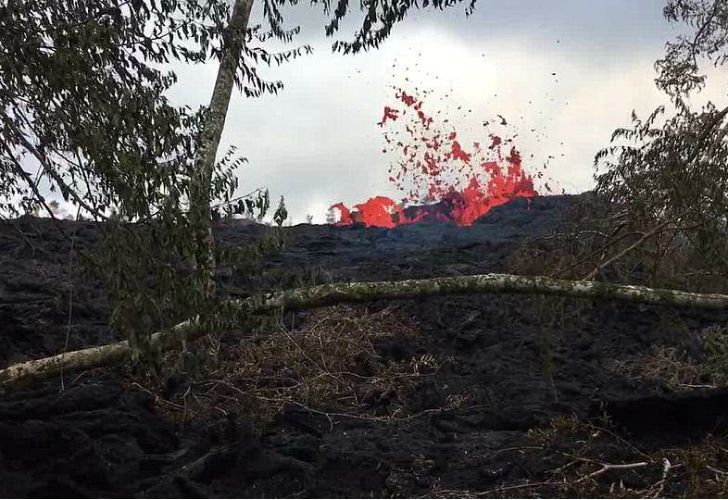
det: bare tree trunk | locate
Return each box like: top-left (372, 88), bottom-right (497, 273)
top-left (3, 273), bottom-right (728, 388)
top-left (190, 0), bottom-right (254, 298)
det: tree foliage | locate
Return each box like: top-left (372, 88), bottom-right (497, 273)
top-left (0, 0), bottom-right (309, 221)
top-left (1, 0), bottom-right (479, 227)
top-left (310, 0), bottom-right (477, 54)
top-left (1, 0), bottom-right (480, 229)
top-left (507, 1), bottom-right (728, 292)
top-left (585, 0), bottom-right (728, 290)
top-left (0, 0), bottom-right (297, 360)
top-left (657, 0), bottom-right (728, 98)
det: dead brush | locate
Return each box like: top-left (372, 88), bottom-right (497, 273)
top-left (505, 194), bottom-right (728, 295)
top-left (606, 324), bottom-right (728, 390)
top-left (606, 346), bottom-right (705, 390)
top-left (522, 415), bottom-right (728, 498)
top-left (430, 415), bottom-right (728, 498)
top-left (135, 305), bottom-right (445, 428)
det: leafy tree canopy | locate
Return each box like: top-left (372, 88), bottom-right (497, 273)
top-left (591, 0), bottom-right (728, 289)
top-left (0, 0), bottom-right (307, 221)
top-left (657, 0), bottom-right (728, 98)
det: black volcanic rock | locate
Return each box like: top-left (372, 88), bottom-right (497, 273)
top-left (1, 194), bottom-right (727, 497)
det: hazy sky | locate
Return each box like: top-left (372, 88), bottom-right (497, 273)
top-left (161, 1), bottom-right (725, 222)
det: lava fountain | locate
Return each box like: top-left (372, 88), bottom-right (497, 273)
top-left (330, 88), bottom-right (540, 228)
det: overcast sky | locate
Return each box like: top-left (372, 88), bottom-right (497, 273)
top-left (161, 0), bottom-right (723, 223)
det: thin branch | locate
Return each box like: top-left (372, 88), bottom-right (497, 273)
top-left (11, 128), bottom-right (107, 221)
top-left (438, 480), bottom-right (559, 497)
top-left (554, 230), bottom-right (646, 278)
top-left (59, 205), bottom-right (81, 392)
top-left (584, 219), bottom-right (674, 280)
top-left (578, 460), bottom-right (649, 482)
top-left (650, 458), bottom-right (673, 498)
top-left (1, 142), bottom-right (72, 239)
top-left (689, 0), bottom-right (721, 66)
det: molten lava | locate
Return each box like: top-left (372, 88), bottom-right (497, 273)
top-left (332, 88), bottom-right (538, 228)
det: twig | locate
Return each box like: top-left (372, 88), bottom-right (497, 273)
top-left (584, 220), bottom-right (673, 280)
top-left (209, 187), bottom-right (267, 211)
top-left (650, 458), bottom-right (672, 498)
top-left (11, 124), bottom-right (107, 221)
top-left (8, 226), bottom-right (42, 257)
top-left (483, 446), bottom-right (545, 460)
top-left (679, 383), bottom-right (718, 389)
top-left (707, 465), bottom-right (728, 476)
top-left (578, 460), bottom-right (649, 482)
top-left (1, 141), bottom-right (73, 240)
top-left (438, 480), bottom-right (559, 497)
top-left (585, 422), bottom-right (650, 459)
top-left (555, 230), bottom-right (645, 278)
top-left (130, 382), bottom-right (185, 411)
top-left (59, 204), bottom-right (81, 392)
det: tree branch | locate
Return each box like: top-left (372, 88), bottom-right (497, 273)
top-left (578, 460), bottom-right (649, 482)
top-left (583, 219), bottom-right (674, 280)
top-left (11, 126), bottom-right (108, 221)
top-left (4, 272), bottom-right (728, 389)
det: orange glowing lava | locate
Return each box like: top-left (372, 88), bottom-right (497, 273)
top-left (331, 88), bottom-right (539, 228)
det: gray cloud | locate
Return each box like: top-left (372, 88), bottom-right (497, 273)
top-left (253, 0), bottom-right (675, 50)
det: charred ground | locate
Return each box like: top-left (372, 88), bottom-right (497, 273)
top-left (2, 194), bottom-right (728, 498)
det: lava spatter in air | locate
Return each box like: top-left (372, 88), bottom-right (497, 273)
top-left (331, 88), bottom-right (539, 228)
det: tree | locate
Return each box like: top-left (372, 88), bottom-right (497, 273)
top-left (9, 0), bottom-right (728, 389)
top-left (1, 0), bottom-right (480, 252)
top-left (655, 0), bottom-right (728, 99)
top-left (189, 0), bottom-right (255, 301)
top-left (0, 0), bottom-right (481, 368)
top-left (565, 0), bottom-right (728, 291)
top-left (1, 1), bottom-right (190, 220)
top-left (0, 0), bottom-right (302, 358)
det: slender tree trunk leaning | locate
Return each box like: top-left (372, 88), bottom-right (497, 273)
top-left (190, 0), bottom-right (255, 299)
top-left (3, 273), bottom-right (728, 388)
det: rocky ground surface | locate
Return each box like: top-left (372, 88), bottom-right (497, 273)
top-left (2, 195), bottom-right (728, 498)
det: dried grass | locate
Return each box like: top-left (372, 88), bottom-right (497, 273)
top-left (129, 305), bottom-right (450, 429)
top-left (606, 324), bottom-right (728, 390)
top-left (432, 415), bottom-right (728, 498)
top-left (606, 346), bottom-right (706, 389)
top-left (524, 415), bottom-right (728, 498)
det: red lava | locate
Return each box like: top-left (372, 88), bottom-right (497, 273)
top-left (331, 88), bottom-right (538, 228)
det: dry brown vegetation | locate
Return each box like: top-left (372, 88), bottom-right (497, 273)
top-left (124, 305), bottom-right (464, 429)
top-left (502, 192), bottom-right (728, 498)
top-left (430, 415), bottom-right (728, 498)
top-left (525, 416), bottom-right (728, 498)
top-left (506, 195), bottom-right (728, 296)
top-left (605, 323), bottom-right (728, 391)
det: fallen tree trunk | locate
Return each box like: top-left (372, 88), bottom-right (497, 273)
top-left (3, 273), bottom-right (728, 388)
